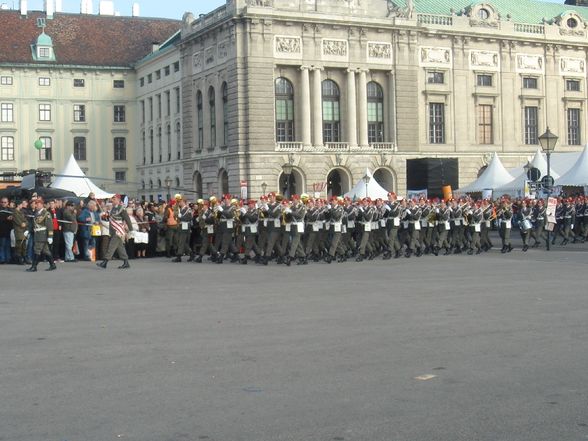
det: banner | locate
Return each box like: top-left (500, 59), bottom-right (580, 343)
top-left (407, 189), bottom-right (428, 201)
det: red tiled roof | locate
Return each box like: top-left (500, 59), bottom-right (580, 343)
top-left (0, 10), bottom-right (181, 67)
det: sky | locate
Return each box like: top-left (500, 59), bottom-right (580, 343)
top-left (16, 0), bottom-right (568, 19)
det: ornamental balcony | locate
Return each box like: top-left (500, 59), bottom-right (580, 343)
top-left (275, 142), bottom-right (397, 153)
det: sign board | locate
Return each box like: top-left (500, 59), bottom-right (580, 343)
top-left (527, 167), bottom-right (541, 182)
top-left (541, 175), bottom-right (554, 188)
top-left (546, 197), bottom-right (557, 224)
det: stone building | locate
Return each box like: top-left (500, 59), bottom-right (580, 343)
top-left (180, 0), bottom-right (588, 199)
top-left (0, 4), bottom-right (180, 195)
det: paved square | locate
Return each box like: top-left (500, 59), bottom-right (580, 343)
top-left (1, 245), bottom-right (588, 441)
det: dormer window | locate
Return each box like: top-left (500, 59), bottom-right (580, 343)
top-left (38, 47), bottom-right (51, 58)
top-left (32, 31), bottom-right (56, 62)
top-left (568, 18), bottom-right (578, 29)
top-left (478, 8), bottom-right (490, 20)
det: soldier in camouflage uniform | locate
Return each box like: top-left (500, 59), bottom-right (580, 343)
top-left (26, 198), bottom-right (56, 272)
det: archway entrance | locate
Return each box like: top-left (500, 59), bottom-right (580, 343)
top-left (279, 168), bottom-right (304, 198)
top-left (193, 171), bottom-right (203, 198)
top-left (218, 169), bottom-right (229, 196)
top-left (373, 168), bottom-right (395, 192)
top-left (327, 168), bottom-right (350, 197)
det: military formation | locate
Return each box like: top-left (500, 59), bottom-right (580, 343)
top-left (162, 192), bottom-right (588, 266)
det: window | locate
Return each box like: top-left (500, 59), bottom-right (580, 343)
top-left (429, 103), bottom-right (445, 144)
top-left (38, 47), bottom-right (50, 58)
top-left (39, 77), bottom-right (50, 86)
top-left (157, 127), bottom-right (162, 162)
top-left (141, 131), bottom-right (146, 165)
top-left (523, 77), bottom-right (538, 89)
top-left (524, 106), bottom-right (539, 145)
top-left (114, 171), bottom-right (126, 183)
top-left (73, 104), bottom-right (86, 122)
top-left (367, 82), bottom-right (384, 143)
top-left (275, 78), bottom-right (294, 143)
top-left (164, 66), bottom-right (170, 76)
top-left (73, 137), bottom-right (86, 161)
top-left (0, 76), bottom-right (13, 85)
top-left (165, 91), bottom-right (171, 116)
top-left (478, 105), bottom-right (493, 144)
top-left (147, 74), bottom-right (152, 84)
top-left (113, 105), bottom-right (125, 123)
top-left (322, 80), bottom-right (340, 143)
top-left (222, 82), bottom-right (228, 146)
top-left (148, 98), bottom-right (153, 121)
top-left (477, 74), bottom-right (493, 87)
top-left (176, 122), bottom-right (181, 160)
top-left (141, 101), bottom-right (145, 123)
top-left (1, 103), bottom-right (13, 122)
top-left (1, 136), bottom-right (14, 161)
top-left (149, 129), bottom-right (154, 164)
top-left (73, 78), bottom-right (85, 88)
top-left (209, 87), bottom-right (216, 148)
top-left (478, 8), bottom-right (490, 19)
top-left (39, 104), bottom-right (51, 121)
top-left (113, 80), bottom-right (125, 89)
top-left (167, 125), bottom-right (171, 161)
top-left (197, 91), bottom-right (203, 150)
top-left (566, 79), bottom-right (581, 92)
top-left (156, 94), bottom-right (162, 119)
top-left (140, 77), bottom-right (145, 87)
top-left (114, 137), bottom-right (127, 161)
top-left (568, 18), bottom-right (578, 29)
top-left (39, 137), bottom-right (52, 160)
top-left (174, 62), bottom-right (180, 73)
top-left (155, 70), bottom-right (161, 80)
top-left (568, 108), bottom-right (581, 145)
top-left (427, 71), bottom-right (444, 84)
top-left (175, 87), bottom-right (181, 114)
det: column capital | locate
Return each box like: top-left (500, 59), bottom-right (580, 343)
top-left (310, 65), bottom-right (324, 71)
top-left (346, 68), bottom-right (357, 74)
top-left (356, 68), bottom-right (370, 74)
top-left (300, 65), bottom-right (311, 71)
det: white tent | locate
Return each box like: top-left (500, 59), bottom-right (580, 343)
top-left (51, 154), bottom-right (115, 198)
top-left (345, 168), bottom-right (389, 200)
top-left (495, 149), bottom-right (560, 197)
top-left (457, 153), bottom-right (514, 193)
top-left (556, 144), bottom-right (588, 186)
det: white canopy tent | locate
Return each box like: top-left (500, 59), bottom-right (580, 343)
top-left (456, 153), bottom-right (514, 193)
top-left (345, 168), bottom-right (389, 200)
top-left (51, 154), bottom-right (115, 199)
top-left (556, 144), bottom-right (588, 187)
top-left (495, 149), bottom-right (561, 197)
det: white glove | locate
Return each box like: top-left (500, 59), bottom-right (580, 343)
top-left (47, 237), bottom-right (53, 245)
top-left (24, 230), bottom-right (29, 238)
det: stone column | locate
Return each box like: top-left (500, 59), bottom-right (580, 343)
top-left (387, 71), bottom-right (397, 146)
top-left (357, 69), bottom-right (369, 147)
top-left (311, 67), bottom-right (323, 147)
top-left (346, 69), bottom-right (357, 147)
top-left (300, 66), bottom-right (312, 147)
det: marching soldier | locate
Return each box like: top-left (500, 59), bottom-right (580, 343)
top-left (195, 198), bottom-right (218, 263)
top-left (561, 197), bottom-right (575, 246)
top-left (498, 199), bottom-right (514, 253)
top-left (468, 201), bottom-right (483, 255)
top-left (238, 199), bottom-right (261, 264)
top-left (435, 199), bottom-right (452, 255)
top-left (12, 199), bottom-right (29, 265)
top-left (263, 192), bottom-right (283, 265)
top-left (26, 198), bottom-right (56, 272)
top-left (285, 194), bottom-right (308, 265)
top-left (385, 193), bottom-right (402, 259)
top-left (215, 196), bottom-right (240, 263)
top-left (517, 200), bottom-right (533, 252)
top-left (172, 196), bottom-right (193, 262)
top-left (326, 197), bottom-right (345, 263)
top-left (96, 194), bottom-right (134, 269)
top-left (480, 199), bottom-right (494, 252)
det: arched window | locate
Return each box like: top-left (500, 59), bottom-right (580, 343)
top-left (275, 77), bottom-right (294, 142)
top-left (196, 91), bottom-right (203, 150)
top-left (175, 177), bottom-right (180, 188)
top-left (193, 171), bottom-right (203, 198)
top-left (322, 80), bottom-right (340, 143)
top-left (367, 82), bottom-right (384, 143)
top-left (219, 169), bottom-right (229, 195)
top-left (209, 86), bottom-right (216, 148)
top-left (141, 180), bottom-right (145, 190)
top-left (222, 82), bottom-right (228, 147)
top-left (149, 129), bottom-right (154, 164)
top-left (141, 130), bottom-right (146, 165)
top-left (149, 179), bottom-right (153, 190)
top-left (157, 127), bottom-right (162, 163)
top-left (176, 122), bottom-right (181, 160)
top-left (166, 124), bottom-right (171, 161)
top-left (157, 178), bottom-right (162, 188)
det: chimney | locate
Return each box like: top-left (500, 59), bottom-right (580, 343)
top-left (44, 0), bottom-right (54, 18)
top-left (99, 0), bottom-right (114, 15)
top-left (132, 2), bottom-right (140, 17)
top-left (20, 0), bottom-right (27, 15)
top-left (80, 0), bottom-right (93, 14)
top-left (55, 0), bottom-right (62, 12)
top-left (152, 42), bottom-right (160, 53)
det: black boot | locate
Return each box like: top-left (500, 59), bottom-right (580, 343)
top-left (355, 254), bottom-right (364, 262)
top-left (501, 246), bottom-right (507, 254)
top-left (187, 253), bottom-right (195, 262)
top-left (16, 256), bottom-right (25, 266)
top-left (97, 260), bottom-right (108, 269)
top-left (522, 245), bottom-right (529, 252)
top-left (26, 256), bottom-right (39, 272)
top-left (240, 257), bottom-right (248, 265)
top-left (230, 253), bottom-right (239, 263)
top-left (394, 250), bottom-right (401, 259)
top-left (216, 253), bottom-right (223, 264)
top-left (262, 256), bottom-right (269, 266)
top-left (46, 255), bottom-right (57, 271)
top-left (194, 255), bottom-right (202, 263)
top-left (118, 260), bottom-right (130, 269)
top-left (507, 244), bottom-right (513, 253)
top-left (172, 256), bottom-right (182, 263)
top-left (324, 254), bottom-right (333, 264)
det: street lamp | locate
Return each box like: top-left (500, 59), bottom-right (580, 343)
top-left (362, 172), bottom-right (370, 198)
top-left (164, 177), bottom-right (173, 202)
top-left (538, 127), bottom-right (558, 251)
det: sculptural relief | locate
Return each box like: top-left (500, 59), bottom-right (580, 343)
top-left (368, 42), bottom-right (392, 61)
top-left (275, 36), bottom-right (302, 55)
top-left (470, 50), bottom-right (499, 71)
top-left (516, 54), bottom-right (544, 73)
top-left (560, 57), bottom-right (585, 76)
top-left (322, 39), bottom-right (348, 60)
top-left (420, 47), bottom-right (452, 66)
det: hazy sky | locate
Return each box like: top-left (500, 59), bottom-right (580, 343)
top-left (20, 0), bottom-right (566, 19)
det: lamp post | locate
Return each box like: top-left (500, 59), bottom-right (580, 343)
top-left (362, 172), bottom-right (370, 198)
top-left (538, 127), bottom-right (558, 251)
top-left (164, 177), bottom-right (172, 202)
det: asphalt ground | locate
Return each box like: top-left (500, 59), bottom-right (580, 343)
top-left (1, 233), bottom-right (588, 441)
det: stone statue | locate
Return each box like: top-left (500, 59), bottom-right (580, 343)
top-left (387, 0), bottom-right (415, 19)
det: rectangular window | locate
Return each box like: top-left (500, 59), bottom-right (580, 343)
top-left (39, 104), bottom-right (51, 121)
top-left (1, 136), bottom-right (14, 161)
top-left (147, 74), bottom-right (152, 84)
top-left (0, 76), bottom-right (13, 85)
top-left (477, 74), bottom-right (493, 87)
top-left (164, 66), bottom-right (170, 76)
top-left (114, 137), bottom-right (126, 161)
top-left (477, 105), bottom-right (493, 144)
top-left (175, 88), bottom-right (180, 114)
top-left (148, 98), bottom-right (153, 121)
top-left (39, 47), bottom-right (50, 58)
top-left (39, 136), bottom-right (52, 160)
top-left (141, 101), bottom-right (145, 123)
top-left (429, 103), bottom-right (445, 144)
top-left (524, 106), bottom-right (539, 145)
top-left (114, 171), bottom-right (126, 183)
top-left (39, 77), bottom-right (50, 86)
top-left (73, 136), bottom-right (86, 161)
top-left (427, 72), bottom-right (444, 84)
top-left (155, 70), bottom-right (161, 80)
top-left (73, 78), bottom-right (85, 88)
top-left (113, 105), bottom-right (126, 123)
top-left (156, 94), bottom-right (162, 119)
top-left (367, 101), bottom-right (384, 143)
top-left (174, 62), bottom-right (180, 73)
top-left (566, 79), bottom-right (581, 92)
top-left (73, 104), bottom-right (86, 122)
top-left (113, 80), bottom-right (125, 89)
top-left (165, 91), bottom-right (171, 116)
top-left (568, 108), bottom-right (581, 146)
top-left (1, 103), bottom-right (14, 122)
top-left (140, 77), bottom-right (145, 87)
top-left (523, 77), bottom-right (538, 89)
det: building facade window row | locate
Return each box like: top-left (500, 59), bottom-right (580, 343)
top-left (139, 61), bottom-right (180, 87)
top-left (195, 82), bottom-right (228, 151)
top-left (141, 122), bottom-right (181, 165)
